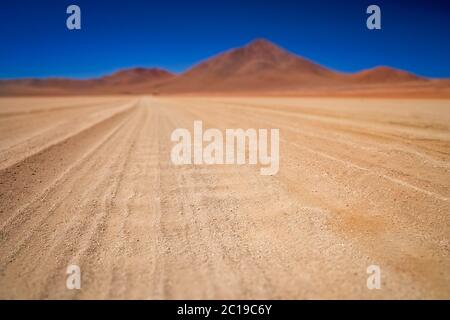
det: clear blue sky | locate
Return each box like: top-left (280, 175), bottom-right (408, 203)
top-left (1, 0), bottom-right (449, 79)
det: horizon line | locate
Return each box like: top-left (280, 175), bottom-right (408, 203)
top-left (1, 38), bottom-right (449, 81)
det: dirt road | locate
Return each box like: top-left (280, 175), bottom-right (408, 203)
top-left (0, 96), bottom-right (449, 299)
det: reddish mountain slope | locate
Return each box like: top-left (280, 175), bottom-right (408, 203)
top-left (153, 39), bottom-right (344, 93)
top-left (0, 38), bottom-right (446, 96)
top-left (351, 66), bottom-right (425, 84)
top-left (99, 68), bottom-right (174, 86)
top-left (0, 68), bottom-right (175, 95)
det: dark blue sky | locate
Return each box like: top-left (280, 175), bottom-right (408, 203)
top-left (1, 0), bottom-right (449, 79)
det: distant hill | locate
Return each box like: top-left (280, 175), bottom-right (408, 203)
top-left (0, 68), bottom-right (174, 95)
top-left (1, 38), bottom-right (449, 97)
top-left (351, 66), bottom-right (425, 84)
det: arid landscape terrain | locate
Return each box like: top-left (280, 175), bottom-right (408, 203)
top-left (0, 36), bottom-right (449, 300)
top-left (0, 95), bottom-right (449, 299)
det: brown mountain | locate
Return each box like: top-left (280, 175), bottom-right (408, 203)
top-left (0, 67), bottom-right (174, 95)
top-left (152, 39), bottom-right (434, 94)
top-left (99, 68), bottom-right (174, 86)
top-left (152, 39), bottom-right (345, 93)
top-left (351, 66), bottom-right (425, 84)
top-left (1, 38), bottom-right (447, 97)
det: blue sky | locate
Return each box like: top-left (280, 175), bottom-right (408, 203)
top-left (1, 0), bottom-right (449, 79)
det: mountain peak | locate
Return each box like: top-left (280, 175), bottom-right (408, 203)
top-left (240, 38), bottom-right (289, 57)
top-left (245, 38), bottom-right (280, 49)
top-left (160, 38), bottom-right (337, 93)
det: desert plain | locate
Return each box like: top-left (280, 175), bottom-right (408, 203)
top-left (0, 95), bottom-right (449, 299)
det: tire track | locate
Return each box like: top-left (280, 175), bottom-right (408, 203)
top-left (0, 95), bottom-right (448, 299)
top-left (178, 99), bottom-right (450, 202)
top-left (0, 100), bottom-right (143, 298)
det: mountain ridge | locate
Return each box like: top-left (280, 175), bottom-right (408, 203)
top-left (1, 38), bottom-right (447, 97)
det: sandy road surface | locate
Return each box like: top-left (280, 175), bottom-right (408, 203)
top-left (0, 96), bottom-right (449, 299)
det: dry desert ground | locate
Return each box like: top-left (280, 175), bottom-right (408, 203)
top-left (0, 95), bottom-right (449, 299)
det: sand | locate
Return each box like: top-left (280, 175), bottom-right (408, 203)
top-left (0, 96), bottom-right (449, 299)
